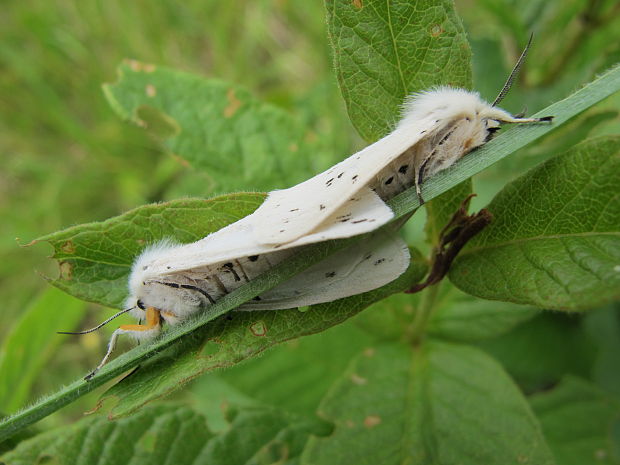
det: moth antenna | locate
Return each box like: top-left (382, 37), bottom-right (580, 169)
top-left (492, 33), bottom-right (533, 107)
top-left (58, 307), bottom-right (136, 335)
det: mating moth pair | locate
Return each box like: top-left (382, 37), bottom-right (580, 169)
top-left (66, 38), bottom-right (552, 380)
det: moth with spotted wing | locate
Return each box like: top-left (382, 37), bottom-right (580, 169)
top-left (252, 37), bottom-right (552, 246)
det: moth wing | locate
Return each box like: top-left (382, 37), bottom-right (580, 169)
top-left (275, 186), bottom-right (394, 247)
top-left (252, 116), bottom-right (436, 245)
top-left (240, 231), bottom-right (410, 310)
top-left (138, 188), bottom-right (394, 277)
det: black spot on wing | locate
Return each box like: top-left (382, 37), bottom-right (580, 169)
top-left (374, 258), bottom-right (386, 265)
top-left (222, 262), bottom-right (241, 281)
top-left (248, 255), bottom-right (259, 262)
top-left (398, 165), bottom-right (409, 174)
top-left (384, 176), bottom-right (394, 185)
top-left (325, 271), bottom-right (336, 278)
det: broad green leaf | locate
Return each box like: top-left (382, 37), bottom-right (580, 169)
top-left (326, 0), bottom-right (472, 141)
top-left (450, 136), bottom-right (620, 311)
top-left (349, 291), bottom-right (420, 341)
top-left (427, 288), bottom-right (538, 342)
top-left (0, 404), bottom-right (327, 465)
top-left (33, 193), bottom-right (264, 308)
top-left (530, 376), bottom-right (620, 465)
top-left (302, 341), bottom-right (554, 465)
top-left (584, 305), bottom-right (620, 398)
top-left (98, 259), bottom-right (426, 419)
top-left (479, 312), bottom-right (597, 392)
top-left (104, 61), bottom-right (320, 192)
top-left (0, 287), bottom-right (85, 413)
top-left (213, 322), bottom-right (378, 417)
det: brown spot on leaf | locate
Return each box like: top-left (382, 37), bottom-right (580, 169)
top-left (363, 347), bottom-right (375, 357)
top-left (289, 143), bottom-right (298, 152)
top-left (352, 0), bottom-right (363, 9)
top-left (127, 60), bottom-right (156, 73)
top-left (364, 415), bottom-right (381, 428)
top-left (304, 131), bottom-right (317, 143)
top-left (171, 153), bottom-right (191, 167)
top-left (59, 261), bottom-right (73, 280)
top-left (350, 373), bottom-right (367, 385)
top-left (345, 419), bottom-right (356, 428)
top-left (61, 240), bottom-right (75, 254)
top-left (136, 239), bottom-right (146, 246)
top-left (224, 88), bottom-right (242, 118)
top-left (145, 84), bottom-right (156, 97)
top-left (430, 25), bottom-right (444, 37)
top-left (250, 320), bottom-right (267, 337)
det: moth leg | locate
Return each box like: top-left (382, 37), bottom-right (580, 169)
top-left (504, 115), bottom-right (553, 124)
top-left (85, 307), bottom-right (161, 381)
top-left (413, 170), bottom-right (425, 205)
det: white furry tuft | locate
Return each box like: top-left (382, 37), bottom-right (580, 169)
top-left (126, 239), bottom-right (181, 309)
top-left (397, 87), bottom-right (489, 129)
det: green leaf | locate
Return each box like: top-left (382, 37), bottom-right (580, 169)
top-left (584, 305), bottom-right (620, 398)
top-left (427, 288), bottom-right (538, 342)
top-left (449, 136), bottom-right (620, 311)
top-left (479, 312), bottom-right (597, 392)
top-left (302, 341), bottom-right (555, 465)
top-left (530, 376), bottom-right (620, 465)
top-left (97, 258), bottom-right (426, 420)
top-left (0, 403), bottom-right (327, 465)
top-left (326, 0), bottom-right (472, 141)
top-left (0, 287), bottom-right (85, 413)
top-left (104, 61), bottom-right (319, 192)
top-left (213, 322), bottom-right (378, 417)
top-left (33, 193), bottom-right (264, 308)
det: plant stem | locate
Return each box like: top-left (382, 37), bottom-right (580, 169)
top-left (407, 282), bottom-right (440, 344)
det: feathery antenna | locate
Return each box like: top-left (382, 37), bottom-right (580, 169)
top-left (492, 33), bottom-right (534, 107)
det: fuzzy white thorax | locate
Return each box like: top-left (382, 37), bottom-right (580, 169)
top-left (397, 87), bottom-right (515, 130)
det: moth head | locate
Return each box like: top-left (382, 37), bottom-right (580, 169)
top-left (125, 239), bottom-right (181, 316)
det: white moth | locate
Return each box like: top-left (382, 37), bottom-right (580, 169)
top-left (74, 209), bottom-right (410, 380)
top-left (252, 38), bottom-right (552, 246)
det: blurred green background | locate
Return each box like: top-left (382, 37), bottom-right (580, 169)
top-left (1, 0), bottom-right (619, 431)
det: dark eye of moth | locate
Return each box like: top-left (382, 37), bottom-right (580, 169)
top-left (137, 300), bottom-right (146, 310)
